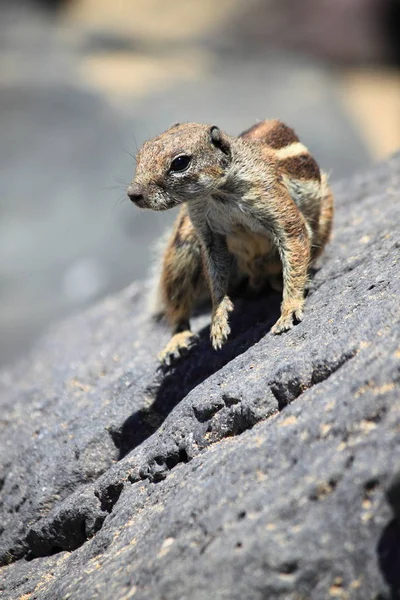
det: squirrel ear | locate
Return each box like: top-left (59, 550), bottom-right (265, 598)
top-left (210, 125), bottom-right (221, 144)
top-left (209, 125), bottom-right (230, 156)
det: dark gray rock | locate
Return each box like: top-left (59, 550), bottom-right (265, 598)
top-left (1, 154), bottom-right (400, 599)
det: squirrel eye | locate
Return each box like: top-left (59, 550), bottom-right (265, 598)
top-left (170, 155), bottom-right (191, 173)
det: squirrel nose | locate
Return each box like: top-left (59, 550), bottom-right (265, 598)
top-left (127, 183), bottom-right (144, 205)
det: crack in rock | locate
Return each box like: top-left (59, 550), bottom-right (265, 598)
top-left (270, 349), bottom-right (357, 410)
top-left (26, 488), bottom-right (108, 558)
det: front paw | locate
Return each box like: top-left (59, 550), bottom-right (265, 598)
top-left (210, 297), bottom-right (234, 350)
top-left (271, 303), bottom-right (304, 335)
top-left (211, 318), bottom-right (231, 350)
top-left (158, 331), bottom-right (198, 366)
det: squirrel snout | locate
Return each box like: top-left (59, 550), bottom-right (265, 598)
top-left (127, 183), bottom-right (145, 206)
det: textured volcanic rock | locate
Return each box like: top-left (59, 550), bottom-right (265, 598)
top-left (0, 155), bottom-right (400, 599)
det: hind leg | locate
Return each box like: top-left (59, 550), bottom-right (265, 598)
top-left (157, 209), bottom-right (206, 365)
top-left (312, 174), bottom-right (334, 260)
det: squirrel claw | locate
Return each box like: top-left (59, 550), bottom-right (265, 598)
top-left (158, 331), bottom-right (198, 366)
top-left (210, 296), bottom-right (233, 350)
top-left (211, 321), bottom-right (231, 350)
top-left (271, 305), bottom-right (304, 335)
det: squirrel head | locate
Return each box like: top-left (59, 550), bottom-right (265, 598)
top-left (127, 123), bottom-right (232, 211)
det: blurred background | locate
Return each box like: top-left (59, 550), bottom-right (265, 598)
top-left (0, 0), bottom-right (399, 368)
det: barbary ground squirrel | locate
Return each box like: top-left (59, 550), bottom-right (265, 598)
top-left (127, 120), bottom-right (334, 364)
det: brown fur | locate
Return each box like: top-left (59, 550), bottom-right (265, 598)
top-left (312, 174), bottom-right (334, 259)
top-left (159, 205), bottom-right (204, 332)
top-left (241, 119), bottom-right (299, 148)
top-left (127, 120), bottom-right (334, 363)
top-left (279, 154), bottom-right (321, 181)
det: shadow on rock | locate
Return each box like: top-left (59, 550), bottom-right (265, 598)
top-left (377, 518), bottom-right (400, 600)
top-left (378, 474), bottom-right (400, 599)
top-left (115, 290), bottom-right (282, 459)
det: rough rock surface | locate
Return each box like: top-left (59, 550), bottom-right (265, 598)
top-left (1, 155), bottom-right (400, 599)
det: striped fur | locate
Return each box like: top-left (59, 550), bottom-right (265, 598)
top-left (241, 119), bottom-right (298, 148)
top-left (242, 119), bottom-right (330, 255)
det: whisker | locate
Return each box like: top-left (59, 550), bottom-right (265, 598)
top-left (113, 193), bottom-right (129, 208)
top-left (122, 146), bottom-right (136, 162)
top-left (114, 175), bottom-right (129, 185)
top-left (102, 184), bottom-right (126, 192)
top-left (131, 132), bottom-right (139, 153)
